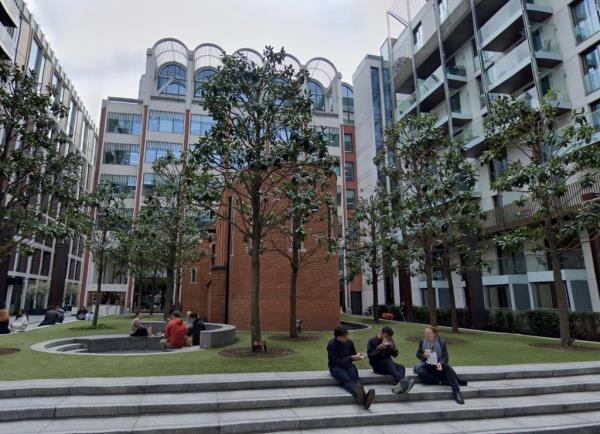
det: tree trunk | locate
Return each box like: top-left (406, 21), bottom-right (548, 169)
top-left (372, 267), bottom-right (380, 323)
top-left (250, 229), bottom-right (262, 346)
top-left (92, 256), bottom-right (103, 328)
top-left (546, 222), bottom-right (572, 347)
top-left (150, 272), bottom-right (157, 316)
top-left (424, 251), bottom-right (438, 327)
top-left (164, 248), bottom-right (176, 321)
top-left (0, 256), bottom-right (10, 307)
top-left (174, 265), bottom-right (181, 312)
top-left (443, 246), bottom-right (459, 333)
top-left (289, 264), bottom-right (298, 338)
top-left (136, 284), bottom-right (142, 312)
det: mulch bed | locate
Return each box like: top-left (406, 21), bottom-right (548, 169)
top-left (529, 343), bottom-right (600, 352)
top-left (405, 336), bottom-right (467, 345)
top-left (0, 348), bottom-right (20, 357)
top-left (269, 334), bottom-right (321, 342)
top-left (219, 347), bottom-right (294, 358)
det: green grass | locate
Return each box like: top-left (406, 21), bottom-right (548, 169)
top-left (0, 314), bottom-right (599, 381)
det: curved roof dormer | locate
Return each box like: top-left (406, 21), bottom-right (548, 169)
top-left (193, 43), bottom-right (225, 71)
top-left (152, 38), bottom-right (189, 69)
top-left (233, 48), bottom-right (263, 65)
top-left (305, 57), bottom-right (338, 90)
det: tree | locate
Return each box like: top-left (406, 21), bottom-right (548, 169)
top-left (267, 126), bottom-right (337, 337)
top-left (114, 206), bottom-right (167, 313)
top-left (84, 182), bottom-right (128, 328)
top-left (0, 62), bottom-right (84, 302)
top-left (382, 114), bottom-right (456, 327)
top-left (346, 188), bottom-right (398, 323)
top-left (145, 152), bottom-right (214, 320)
top-left (483, 96), bottom-right (599, 347)
top-left (192, 46), bottom-right (319, 347)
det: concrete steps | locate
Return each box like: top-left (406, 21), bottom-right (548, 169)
top-left (1, 362), bottom-right (600, 433)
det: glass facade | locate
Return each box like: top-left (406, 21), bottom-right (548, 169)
top-left (370, 67), bottom-right (383, 150)
top-left (148, 111), bottom-right (185, 134)
top-left (158, 64), bottom-right (187, 96)
top-left (190, 114), bottom-right (214, 136)
top-left (307, 80), bottom-right (325, 111)
top-left (103, 143), bottom-right (140, 166)
top-left (572, 0), bottom-right (600, 44)
top-left (583, 42), bottom-right (600, 93)
top-left (144, 141), bottom-right (182, 162)
top-left (99, 174), bottom-right (136, 198)
top-left (106, 113), bottom-right (142, 135)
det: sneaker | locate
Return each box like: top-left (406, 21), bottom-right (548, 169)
top-left (353, 384), bottom-right (365, 405)
top-left (363, 389), bottom-right (376, 409)
top-left (391, 382), bottom-right (404, 394)
top-left (403, 379), bottom-right (415, 393)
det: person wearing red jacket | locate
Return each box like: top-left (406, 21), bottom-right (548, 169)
top-left (160, 311), bottom-right (187, 350)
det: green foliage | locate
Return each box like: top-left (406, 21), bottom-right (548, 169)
top-left (0, 61), bottom-right (85, 263)
top-left (190, 46), bottom-right (326, 343)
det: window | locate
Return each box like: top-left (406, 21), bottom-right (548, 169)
top-left (51, 73), bottom-right (63, 104)
top-left (346, 189), bottom-right (355, 209)
top-left (99, 174), bottom-right (136, 198)
top-left (157, 64), bottom-right (187, 96)
top-left (325, 127), bottom-right (339, 147)
top-left (189, 114), bottom-right (214, 136)
top-left (344, 162), bottom-right (354, 181)
top-left (148, 110), bottom-right (185, 134)
top-left (485, 285), bottom-right (511, 309)
top-left (344, 133), bottom-right (353, 152)
top-left (591, 100), bottom-right (600, 132)
top-left (144, 141), bottom-right (182, 162)
top-left (67, 101), bottom-right (78, 138)
top-left (438, 0), bottom-right (449, 21)
top-left (450, 92), bottom-right (461, 113)
top-left (106, 113), bottom-right (142, 135)
top-left (413, 23), bottom-right (423, 49)
top-left (190, 267), bottom-right (197, 284)
top-left (27, 39), bottom-right (43, 80)
top-left (143, 173), bottom-right (157, 196)
top-left (194, 68), bottom-right (216, 97)
top-left (307, 80), bottom-right (325, 111)
top-left (572, 0), bottom-right (600, 44)
top-left (342, 84), bottom-right (354, 123)
top-left (370, 67), bottom-right (383, 150)
top-left (103, 143), bottom-right (140, 166)
top-left (533, 283), bottom-right (559, 310)
top-left (333, 159), bottom-right (340, 177)
top-left (582, 43), bottom-right (600, 93)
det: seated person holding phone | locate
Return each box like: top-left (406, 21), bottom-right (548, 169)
top-left (367, 326), bottom-right (414, 394)
top-left (327, 326), bottom-right (376, 409)
top-left (414, 325), bottom-right (467, 404)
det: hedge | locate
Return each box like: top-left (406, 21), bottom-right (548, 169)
top-left (377, 304), bottom-right (600, 342)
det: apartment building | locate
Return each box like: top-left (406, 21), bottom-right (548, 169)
top-left (2, 0), bottom-right (98, 314)
top-left (353, 0), bottom-right (600, 317)
top-left (83, 39), bottom-right (355, 328)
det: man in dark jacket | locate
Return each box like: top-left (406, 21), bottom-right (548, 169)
top-left (38, 306), bottom-right (61, 326)
top-left (367, 327), bottom-right (414, 394)
top-left (327, 326), bottom-right (376, 409)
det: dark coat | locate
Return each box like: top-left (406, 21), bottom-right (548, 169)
top-left (367, 336), bottom-right (399, 367)
top-left (416, 337), bottom-right (449, 365)
top-left (327, 338), bottom-right (357, 370)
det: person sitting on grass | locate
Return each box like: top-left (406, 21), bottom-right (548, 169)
top-left (129, 310), bottom-right (148, 337)
top-left (327, 326), bottom-right (376, 409)
top-left (10, 309), bottom-right (28, 332)
top-left (368, 326), bottom-right (414, 394)
top-left (38, 306), bottom-right (61, 327)
top-left (0, 307), bottom-right (10, 334)
top-left (160, 311), bottom-right (187, 351)
top-left (414, 325), bottom-right (467, 405)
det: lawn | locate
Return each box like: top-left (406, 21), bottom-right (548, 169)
top-left (0, 314), bottom-right (599, 381)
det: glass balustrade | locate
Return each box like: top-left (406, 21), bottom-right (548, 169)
top-left (478, 0), bottom-right (521, 45)
top-left (455, 118), bottom-right (485, 146)
top-left (525, 252), bottom-right (586, 272)
top-left (417, 65), bottom-right (444, 98)
top-left (485, 40), bottom-right (531, 86)
top-left (584, 68), bottom-right (600, 93)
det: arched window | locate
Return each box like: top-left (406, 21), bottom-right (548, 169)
top-left (158, 64), bottom-right (187, 96)
top-left (307, 80), bottom-right (325, 111)
top-left (194, 68), bottom-right (216, 97)
top-left (190, 267), bottom-right (197, 284)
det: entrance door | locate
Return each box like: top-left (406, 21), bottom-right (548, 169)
top-left (350, 292), bottom-right (362, 315)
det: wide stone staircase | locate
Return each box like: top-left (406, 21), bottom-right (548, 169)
top-left (2, 362), bottom-right (600, 433)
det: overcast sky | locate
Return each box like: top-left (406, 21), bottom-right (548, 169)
top-left (25, 0), bottom-right (403, 124)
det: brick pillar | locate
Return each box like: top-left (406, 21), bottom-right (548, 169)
top-left (207, 265), bottom-right (227, 323)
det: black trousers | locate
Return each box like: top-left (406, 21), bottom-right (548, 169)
top-left (372, 359), bottom-right (406, 383)
top-left (330, 365), bottom-right (361, 397)
top-left (416, 363), bottom-right (460, 390)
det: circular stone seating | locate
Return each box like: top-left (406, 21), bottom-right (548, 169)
top-left (31, 323), bottom-right (237, 356)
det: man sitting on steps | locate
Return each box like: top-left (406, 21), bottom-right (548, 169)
top-left (368, 326), bottom-right (415, 395)
top-left (327, 326), bottom-right (376, 409)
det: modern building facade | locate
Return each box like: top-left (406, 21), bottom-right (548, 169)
top-left (2, 0), bottom-right (98, 314)
top-left (83, 39), bottom-right (356, 330)
top-left (353, 0), bottom-right (600, 316)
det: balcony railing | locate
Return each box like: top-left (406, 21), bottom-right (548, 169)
top-left (584, 68), bottom-right (600, 94)
top-left (574, 13), bottom-right (600, 44)
top-left (525, 253), bottom-right (586, 272)
top-left (483, 173), bottom-right (600, 231)
top-left (478, 0), bottom-right (522, 46)
top-left (483, 256), bottom-right (527, 276)
top-left (417, 65), bottom-right (444, 99)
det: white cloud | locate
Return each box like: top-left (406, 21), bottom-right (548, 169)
top-left (24, 0), bottom-right (394, 124)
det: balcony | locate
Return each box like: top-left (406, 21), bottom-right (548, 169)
top-left (455, 118), bottom-right (485, 156)
top-left (485, 36), bottom-right (562, 94)
top-left (518, 74), bottom-right (571, 113)
top-left (446, 56), bottom-right (467, 89)
top-left (417, 65), bottom-right (445, 112)
top-left (0, 21), bottom-right (15, 60)
top-left (484, 256), bottom-right (527, 276)
top-left (573, 10), bottom-right (600, 44)
top-left (584, 68), bottom-right (600, 94)
top-left (478, 0), bottom-right (553, 52)
top-left (525, 253), bottom-right (586, 273)
top-left (0, 0), bottom-right (19, 28)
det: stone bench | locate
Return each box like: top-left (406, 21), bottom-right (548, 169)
top-left (200, 323), bottom-right (236, 349)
